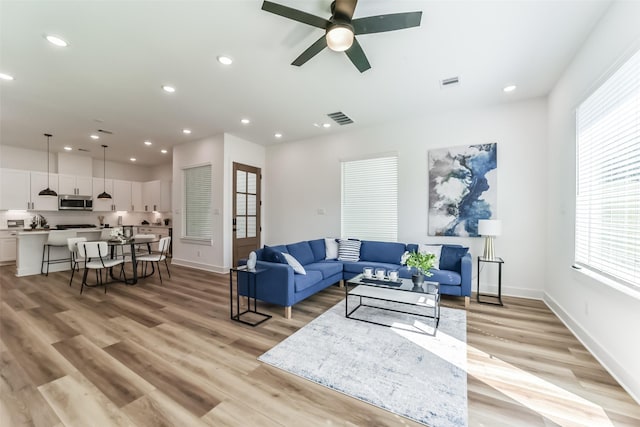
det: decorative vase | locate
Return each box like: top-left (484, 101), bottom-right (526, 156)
top-left (411, 272), bottom-right (424, 286)
top-left (247, 251), bottom-right (257, 270)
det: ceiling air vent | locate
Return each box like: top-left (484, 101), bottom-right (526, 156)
top-left (327, 111), bottom-right (354, 126)
top-left (78, 148), bottom-right (90, 152)
top-left (440, 76), bottom-right (460, 88)
top-left (97, 129), bottom-right (113, 134)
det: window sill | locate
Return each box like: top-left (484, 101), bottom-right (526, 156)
top-left (572, 265), bottom-right (640, 301)
top-left (180, 237), bottom-right (212, 246)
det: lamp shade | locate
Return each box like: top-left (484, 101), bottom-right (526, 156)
top-left (478, 219), bottom-right (501, 236)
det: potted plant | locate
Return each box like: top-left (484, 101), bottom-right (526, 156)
top-left (401, 251), bottom-right (435, 286)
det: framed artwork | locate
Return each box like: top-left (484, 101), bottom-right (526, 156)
top-left (428, 143), bottom-right (497, 236)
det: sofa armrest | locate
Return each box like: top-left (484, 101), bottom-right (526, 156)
top-left (460, 253), bottom-right (472, 297)
top-left (252, 260), bottom-right (295, 306)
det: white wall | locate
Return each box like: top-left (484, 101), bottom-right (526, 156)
top-left (545, 0), bottom-right (640, 402)
top-left (223, 133), bottom-right (266, 270)
top-left (266, 98), bottom-right (548, 299)
top-left (171, 136), bottom-right (225, 272)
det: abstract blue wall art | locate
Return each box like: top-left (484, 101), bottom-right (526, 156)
top-left (428, 143), bottom-right (497, 236)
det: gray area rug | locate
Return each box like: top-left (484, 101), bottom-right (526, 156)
top-left (259, 298), bottom-right (468, 427)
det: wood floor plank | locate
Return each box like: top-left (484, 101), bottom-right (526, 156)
top-left (0, 264), bottom-right (637, 426)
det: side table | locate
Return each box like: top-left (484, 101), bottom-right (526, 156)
top-left (229, 266), bottom-right (272, 326)
top-left (477, 256), bottom-right (504, 306)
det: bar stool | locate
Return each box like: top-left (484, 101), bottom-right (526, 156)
top-left (41, 230), bottom-right (76, 276)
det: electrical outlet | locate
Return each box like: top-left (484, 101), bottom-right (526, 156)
top-left (197, 250), bottom-right (201, 257)
top-left (584, 301), bottom-right (589, 316)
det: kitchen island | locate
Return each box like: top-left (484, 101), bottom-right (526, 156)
top-left (16, 228), bottom-right (102, 276)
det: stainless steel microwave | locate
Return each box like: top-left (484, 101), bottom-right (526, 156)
top-left (58, 195), bottom-right (93, 211)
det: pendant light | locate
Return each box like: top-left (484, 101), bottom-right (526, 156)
top-left (97, 144), bottom-right (112, 199)
top-left (38, 133), bottom-right (58, 196)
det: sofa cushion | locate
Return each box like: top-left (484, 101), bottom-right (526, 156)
top-left (337, 239), bottom-right (361, 261)
top-left (282, 253), bottom-right (306, 275)
top-left (263, 247), bottom-right (287, 264)
top-left (342, 261), bottom-right (402, 275)
top-left (418, 244), bottom-right (442, 270)
top-left (360, 241), bottom-right (406, 264)
top-left (324, 238), bottom-right (339, 260)
top-left (308, 239), bottom-right (326, 262)
top-left (286, 241), bottom-right (315, 266)
top-left (305, 261), bottom-right (343, 279)
top-left (439, 245), bottom-right (469, 271)
top-left (294, 270), bottom-right (323, 292)
top-left (264, 244), bottom-right (288, 254)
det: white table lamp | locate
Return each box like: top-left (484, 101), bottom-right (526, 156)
top-left (478, 219), bottom-right (501, 260)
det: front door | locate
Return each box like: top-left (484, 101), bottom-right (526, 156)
top-left (232, 163), bottom-right (261, 267)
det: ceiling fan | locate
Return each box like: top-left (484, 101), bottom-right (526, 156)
top-left (261, 0), bottom-right (422, 73)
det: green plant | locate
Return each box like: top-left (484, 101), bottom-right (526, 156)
top-left (401, 251), bottom-right (435, 277)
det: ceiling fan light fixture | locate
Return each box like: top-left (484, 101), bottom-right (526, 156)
top-left (326, 23), bottom-right (354, 52)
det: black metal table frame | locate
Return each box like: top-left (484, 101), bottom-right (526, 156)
top-left (477, 256), bottom-right (504, 306)
top-left (229, 266), bottom-right (272, 326)
top-left (106, 238), bottom-right (157, 285)
top-left (345, 277), bottom-right (441, 334)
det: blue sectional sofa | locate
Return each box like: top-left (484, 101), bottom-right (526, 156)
top-left (239, 239), bottom-right (471, 319)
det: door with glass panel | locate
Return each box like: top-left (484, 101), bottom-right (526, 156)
top-left (233, 163), bottom-right (261, 267)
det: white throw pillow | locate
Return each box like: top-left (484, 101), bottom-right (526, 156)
top-left (325, 238), bottom-right (339, 260)
top-left (337, 239), bottom-right (361, 262)
top-left (418, 244), bottom-right (442, 270)
top-left (282, 252), bottom-right (307, 275)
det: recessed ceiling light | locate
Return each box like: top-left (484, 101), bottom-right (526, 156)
top-left (130, 158), bottom-right (137, 162)
top-left (0, 73), bottom-right (14, 81)
top-left (45, 35), bottom-right (68, 47)
top-left (161, 149), bottom-right (168, 154)
top-left (162, 85), bottom-right (176, 93)
top-left (241, 118), bottom-right (250, 124)
top-left (322, 123), bottom-right (331, 128)
top-left (503, 85), bottom-right (517, 93)
top-left (182, 129), bottom-right (191, 134)
top-left (90, 134), bottom-right (99, 140)
top-left (217, 56), bottom-right (233, 65)
top-left (63, 146), bottom-right (72, 151)
top-left (144, 140), bottom-right (152, 146)
top-left (274, 133), bottom-right (282, 138)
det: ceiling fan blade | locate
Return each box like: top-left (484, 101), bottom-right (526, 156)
top-left (345, 37), bottom-right (371, 73)
top-left (353, 11), bottom-right (422, 35)
top-left (292, 35), bottom-right (328, 66)
top-left (262, 1), bottom-right (330, 29)
top-left (333, 0), bottom-right (358, 20)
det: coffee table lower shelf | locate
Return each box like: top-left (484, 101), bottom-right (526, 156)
top-left (345, 283), bottom-right (440, 331)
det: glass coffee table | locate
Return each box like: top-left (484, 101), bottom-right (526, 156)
top-left (345, 274), bottom-right (440, 331)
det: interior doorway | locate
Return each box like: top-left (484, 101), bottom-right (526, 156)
top-left (232, 162), bottom-right (261, 267)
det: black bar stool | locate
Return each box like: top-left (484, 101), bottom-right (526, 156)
top-left (41, 230), bottom-right (76, 275)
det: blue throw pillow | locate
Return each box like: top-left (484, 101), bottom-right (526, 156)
top-left (263, 247), bottom-right (287, 264)
top-left (439, 246), bottom-right (469, 271)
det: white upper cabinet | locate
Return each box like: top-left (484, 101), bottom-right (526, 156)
top-left (142, 180), bottom-right (161, 212)
top-left (92, 178), bottom-right (114, 211)
top-left (0, 169), bottom-right (58, 211)
top-left (59, 174), bottom-right (92, 196)
top-left (131, 181), bottom-right (143, 212)
top-left (112, 179), bottom-right (132, 211)
top-left (160, 180), bottom-right (172, 212)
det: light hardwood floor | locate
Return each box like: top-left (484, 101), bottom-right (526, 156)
top-left (1, 263), bottom-right (638, 426)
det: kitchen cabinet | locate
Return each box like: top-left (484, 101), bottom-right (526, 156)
top-left (0, 169), bottom-right (58, 211)
top-left (142, 180), bottom-right (161, 212)
top-left (131, 181), bottom-right (143, 212)
top-left (160, 180), bottom-right (172, 212)
top-left (59, 174), bottom-right (92, 196)
top-left (92, 178), bottom-right (114, 211)
top-left (113, 179), bottom-right (132, 211)
top-left (0, 231), bottom-right (17, 264)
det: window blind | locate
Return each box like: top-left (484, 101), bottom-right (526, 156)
top-left (575, 48), bottom-right (640, 289)
top-left (341, 156), bottom-right (398, 242)
top-left (184, 165), bottom-right (212, 239)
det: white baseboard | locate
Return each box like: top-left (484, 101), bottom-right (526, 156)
top-left (477, 284), bottom-right (544, 300)
top-left (544, 293), bottom-right (640, 404)
top-left (171, 258), bottom-right (228, 274)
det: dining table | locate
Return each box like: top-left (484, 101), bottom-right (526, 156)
top-left (104, 236), bottom-right (159, 285)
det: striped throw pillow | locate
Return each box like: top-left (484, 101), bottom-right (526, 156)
top-left (337, 239), bottom-right (361, 262)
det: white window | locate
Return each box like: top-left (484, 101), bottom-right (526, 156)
top-left (341, 155), bottom-right (398, 241)
top-left (183, 164), bottom-right (212, 240)
top-left (575, 48), bottom-right (640, 289)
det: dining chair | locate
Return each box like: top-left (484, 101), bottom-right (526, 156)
top-left (66, 236), bottom-right (87, 286)
top-left (136, 236), bottom-right (171, 284)
top-left (77, 241), bottom-right (126, 294)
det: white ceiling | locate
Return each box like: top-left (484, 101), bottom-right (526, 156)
top-left (0, 0), bottom-right (610, 166)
